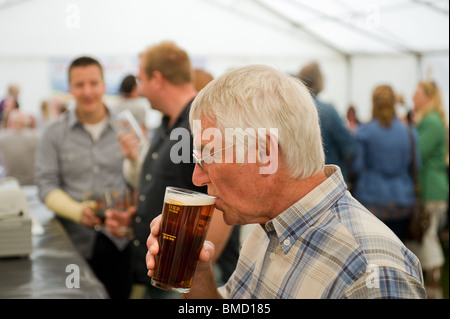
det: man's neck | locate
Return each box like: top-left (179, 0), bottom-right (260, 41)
top-left (164, 84), bottom-right (197, 128)
top-left (76, 104), bottom-right (107, 125)
top-left (267, 169), bottom-right (328, 220)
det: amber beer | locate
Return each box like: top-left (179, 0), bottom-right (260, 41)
top-left (151, 187), bottom-right (216, 293)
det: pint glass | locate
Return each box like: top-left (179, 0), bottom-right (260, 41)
top-left (151, 187), bottom-right (216, 293)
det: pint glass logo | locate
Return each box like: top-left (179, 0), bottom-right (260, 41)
top-left (162, 233), bottom-right (176, 241)
top-left (168, 204), bottom-right (181, 214)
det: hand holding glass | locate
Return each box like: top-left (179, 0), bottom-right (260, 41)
top-left (84, 189), bottom-right (132, 221)
top-left (113, 109), bottom-right (145, 143)
top-left (150, 187), bottom-right (216, 293)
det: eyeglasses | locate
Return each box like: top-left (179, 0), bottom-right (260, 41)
top-left (193, 144), bottom-right (234, 172)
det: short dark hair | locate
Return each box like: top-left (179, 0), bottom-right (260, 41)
top-left (119, 74), bottom-right (137, 96)
top-left (68, 56), bottom-right (103, 82)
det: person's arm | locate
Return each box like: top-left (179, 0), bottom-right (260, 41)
top-left (45, 188), bottom-right (102, 228)
top-left (146, 215), bottom-right (222, 299)
top-left (119, 131), bottom-right (149, 189)
top-left (35, 123), bottom-right (61, 203)
top-left (105, 205), bottom-right (136, 238)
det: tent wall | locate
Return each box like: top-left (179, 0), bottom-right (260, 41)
top-left (350, 54), bottom-right (419, 122)
top-left (0, 0), bottom-right (448, 125)
top-left (0, 53), bottom-right (350, 121)
top-left (2, 52), bottom-right (448, 126)
top-left (0, 56), bottom-right (51, 118)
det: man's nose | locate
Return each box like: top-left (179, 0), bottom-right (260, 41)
top-left (192, 164), bottom-right (209, 187)
top-left (81, 84), bottom-right (94, 96)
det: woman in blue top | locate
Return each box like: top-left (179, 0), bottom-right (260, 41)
top-left (352, 85), bottom-right (421, 242)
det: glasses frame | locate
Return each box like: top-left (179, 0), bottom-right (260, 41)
top-left (193, 144), bottom-right (234, 171)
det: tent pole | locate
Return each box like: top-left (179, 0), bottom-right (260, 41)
top-left (416, 53), bottom-right (423, 81)
top-left (346, 55), bottom-right (352, 116)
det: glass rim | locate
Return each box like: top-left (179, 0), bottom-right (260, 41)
top-left (165, 186), bottom-right (217, 199)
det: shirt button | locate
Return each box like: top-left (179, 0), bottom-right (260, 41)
top-left (269, 252), bottom-right (276, 260)
top-left (135, 216), bottom-right (141, 223)
top-left (151, 152), bottom-right (158, 159)
top-left (139, 194), bottom-right (146, 202)
top-left (283, 238), bottom-right (291, 246)
top-left (133, 239), bottom-right (140, 247)
top-left (145, 173), bottom-right (152, 181)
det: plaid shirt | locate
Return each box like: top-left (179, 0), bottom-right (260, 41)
top-left (219, 165), bottom-right (426, 299)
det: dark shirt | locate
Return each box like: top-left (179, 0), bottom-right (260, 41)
top-left (132, 101), bottom-right (239, 284)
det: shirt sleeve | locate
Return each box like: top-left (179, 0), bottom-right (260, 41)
top-left (217, 284), bottom-right (230, 299)
top-left (344, 266), bottom-right (426, 299)
top-left (35, 124), bottom-right (62, 203)
top-left (45, 188), bottom-right (96, 223)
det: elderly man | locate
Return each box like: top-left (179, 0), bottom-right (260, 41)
top-left (146, 65), bottom-right (426, 299)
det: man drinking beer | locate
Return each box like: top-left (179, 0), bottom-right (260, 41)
top-left (146, 64), bottom-right (427, 299)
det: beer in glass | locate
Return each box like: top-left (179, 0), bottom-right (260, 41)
top-left (151, 187), bottom-right (216, 293)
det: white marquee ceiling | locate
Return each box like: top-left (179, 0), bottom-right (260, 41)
top-left (0, 0), bottom-right (448, 57)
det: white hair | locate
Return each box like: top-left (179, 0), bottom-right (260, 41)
top-left (190, 64), bottom-right (325, 179)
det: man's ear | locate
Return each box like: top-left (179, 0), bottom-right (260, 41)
top-left (256, 129), bottom-right (279, 175)
top-left (151, 70), bottom-right (164, 88)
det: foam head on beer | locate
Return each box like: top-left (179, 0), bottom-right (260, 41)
top-left (164, 187), bottom-right (216, 207)
top-left (152, 187), bottom-right (217, 293)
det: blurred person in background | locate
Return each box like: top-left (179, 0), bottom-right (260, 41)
top-left (395, 93), bottom-right (409, 123)
top-left (36, 98), bottom-right (67, 130)
top-left (116, 41), bottom-right (239, 298)
top-left (0, 84), bottom-right (20, 124)
top-left (113, 74), bottom-right (148, 137)
top-left (35, 56), bottom-right (134, 299)
top-left (193, 68), bottom-right (214, 92)
top-left (345, 104), bottom-right (360, 134)
top-left (298, 62), bottom-right (356, 184)
top-left (0, 110), bottom-right (39, 185)
top-left (406, 80), bottom-right (449, 299)
top-left (0, 95), bottom-right (19, 128)
top-left (352, 85), bottom-right (420, 243)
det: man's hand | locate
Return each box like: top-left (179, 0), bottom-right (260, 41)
top-left (105, 205), bottom-right (136, 238)
top-left (145, 214), bottom-right (162, 278)
top-left (118, 131), bottom-right (140, 161)
top-left (145, 215), bottom-right (216, 276)
top-left (80, 206), bottom-right (103, 228)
